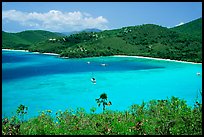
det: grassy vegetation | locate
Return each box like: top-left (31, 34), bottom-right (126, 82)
top-left (2, 95), bottom-right (202, 135)
top-left (170, 17), bottom-right (202, 40)
top-left (2, 30), bottom-right (62, 50)
top-left (2, 18), bottom-right (202, 63)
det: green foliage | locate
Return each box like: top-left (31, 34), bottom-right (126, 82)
top-left (96, 93), bottom-right (112, 112)
top-left (116, 24), bottom-right (202, 62)
top-left (171, 18), bottom-right (202, 40)
top-left (2, 104), bottom-right (28, 135)
top-left (16, 104), bottom-right (28, 115)
top-left (16, 104), bottom-right (28, 123)
top-left (2, 96), bottom-right (202, 135)
top-left (2, 30), bottom-right (62, 50)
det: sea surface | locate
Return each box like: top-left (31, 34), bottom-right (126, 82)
top-left (2, 50), bottom-right (202, 118)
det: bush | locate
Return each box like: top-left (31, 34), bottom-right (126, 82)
top-left (2, 96), bottom-right (202, 135)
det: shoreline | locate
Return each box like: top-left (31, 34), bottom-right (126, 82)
top-left (113, 55), bottom-right (202, 65)
top-left (2, 48), bottom-right (59, 56)
top-left (2, 48), bottom-right (202, 64)
top-left (2, 48), bottom-right (30, 52)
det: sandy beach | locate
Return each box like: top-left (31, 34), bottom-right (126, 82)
top-left (2, 48), bottom-right (29, 52)
top-left (113, 55), bottom-right (202, 65)
top-left (2, 48), bottom-right (59, 56)
top-left (41, 53), bottom-right (59, 56)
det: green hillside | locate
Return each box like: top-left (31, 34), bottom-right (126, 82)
top-left (44, 24), bottom-right (202, 62)
top-left (2, 31), bottom-right (30, 49)
top-left (2, 30), bottom-right (62, 50)
top-left (170, 18), bottom-right (202, 39)
top-left (2, 18), bottom-right (202, 63)
top-left (115, 24), bottom-right (202, 61)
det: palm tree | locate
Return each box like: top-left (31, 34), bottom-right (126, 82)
top-left (95, 93), bottom-right (112, 112)
top-left (16, 104), bottom-right (28, 122)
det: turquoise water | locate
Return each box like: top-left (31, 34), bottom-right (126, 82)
top-left (2, 50), bottom-right (202, 118)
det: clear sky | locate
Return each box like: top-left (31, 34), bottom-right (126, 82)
top-left (2, 2), bottom-right (202, 32)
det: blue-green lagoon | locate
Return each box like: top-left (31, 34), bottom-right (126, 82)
top-left (2, 50), bottom-right (202, 118)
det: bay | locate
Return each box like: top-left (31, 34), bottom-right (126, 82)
top-left (2, 50), bottom-right (202, 118)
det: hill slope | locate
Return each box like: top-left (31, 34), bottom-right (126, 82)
top-left (170, 17), bottom-right (202, 39)
top-left (61, 28), bottom-right (102, 36)
top-left (2, 30), bottom-right (63, 49)
top-left (56, 24), bottom-right (202, 62)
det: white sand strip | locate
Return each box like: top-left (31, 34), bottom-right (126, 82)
top-left (2, 49), bottom-right (29, 52)
top-left (41, 53), bottom-right (59, 56)
top-left (2, 48), bottom-right (59, 56)
top-left (113, 55), bottom-right (202, 65)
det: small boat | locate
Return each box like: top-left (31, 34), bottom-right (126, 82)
top-left (196, 72), bottom-right (201, 76)
top-left (101, 63), bottom-right (107, 66)
top-left (91, 78), bottom-right (96, 84)
top-left (87, 61), bottom-right (90, 64)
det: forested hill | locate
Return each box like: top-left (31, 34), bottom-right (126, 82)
top-left (61, 28), bottom-right (101, 36)
top-left (2, 30), bottom-right (63, 49)
top-left (170, 18), bottom-right (202, 39)
top-left (2, 18), bottom-right (202, 63)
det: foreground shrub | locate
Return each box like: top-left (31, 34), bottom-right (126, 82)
top-left (2, 96), bottom-right (202, 135)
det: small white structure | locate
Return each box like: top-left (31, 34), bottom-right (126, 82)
top-left (80, 47), bottom-right (83, 51)
top-left (49, 38), bottom-right (56, 41)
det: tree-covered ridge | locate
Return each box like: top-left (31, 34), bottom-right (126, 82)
top-left (115, 24), bottom-right (202, 62)
top-left (61, 28), bottom-right (101, 36)
top-left (2, 30), bottom-right (63, 49)
top-left (170, 17), bottom-right (202, 39)
top-left (2, 18), bottom-right (202, 63)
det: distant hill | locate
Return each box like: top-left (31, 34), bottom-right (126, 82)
top-left (82, 28), bottom-right (102, 33)
top-left (2, 18), bottom-right (202, 63)
top-left (2, 30), bottom-right (63, 49)
top-left (170, 17), bottom-right (202, 39)
top-left (54, 32), bottom-right (67, 37)
top-left (61, 28), bottom-right (102, 36)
